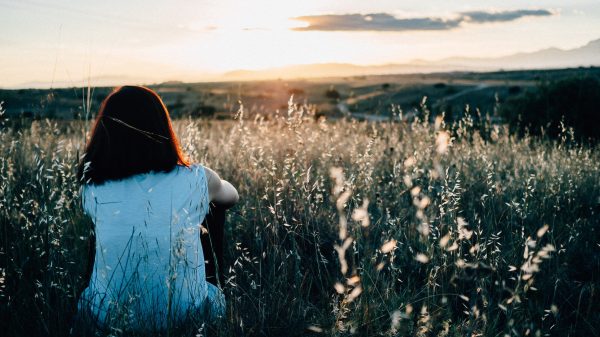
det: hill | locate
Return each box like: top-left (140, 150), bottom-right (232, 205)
top-left (223, 38), bottom-right (600, 81)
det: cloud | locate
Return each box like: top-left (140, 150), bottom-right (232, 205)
top-left (461, 9), bottom-right (552, 23)
top-left (292, 9), bottom-right (552, 32)
top-left (293, 13), bottom-right (461, 32)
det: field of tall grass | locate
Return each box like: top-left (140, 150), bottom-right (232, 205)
top-left (1, 99), bottom-right (599, 337)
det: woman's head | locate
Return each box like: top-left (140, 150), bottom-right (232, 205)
top-left (78, 85), bottom-right (189, 184)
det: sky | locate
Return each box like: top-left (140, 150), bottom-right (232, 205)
top-left (1, 0), bottom-right (599, 88)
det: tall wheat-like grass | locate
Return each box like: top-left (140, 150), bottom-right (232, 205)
top-left (0, 98), bottom-right (599, 336)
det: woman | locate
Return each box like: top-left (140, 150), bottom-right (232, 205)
top-left (76, 86), bottom-right (238, 331)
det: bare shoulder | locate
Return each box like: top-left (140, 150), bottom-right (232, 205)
top-left (203, 166), bottom-right (222, 196)
top-left (202, 165), bottom-right (239, 207)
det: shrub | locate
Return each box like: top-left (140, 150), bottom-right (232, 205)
top-left (325, 87), bottom-right (341, 100)
top-left (507, 85), bottom-right (521, 95)
top-left (501, 76), bottom-right (600, 141)
top-left (191, 104), bottom-right (216, 118)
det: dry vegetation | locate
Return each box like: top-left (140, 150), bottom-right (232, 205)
top-left (0, 99), bottom-right (599, 336)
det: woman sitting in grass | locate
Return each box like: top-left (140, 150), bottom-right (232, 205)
top-left (76, 86), bottom-right (238, 332)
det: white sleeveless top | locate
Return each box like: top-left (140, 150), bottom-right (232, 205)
top-left (80, 164), bottom-right (222, 328)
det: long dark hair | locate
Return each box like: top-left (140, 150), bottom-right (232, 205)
top-left (77, 85), bottom-right (189, 184)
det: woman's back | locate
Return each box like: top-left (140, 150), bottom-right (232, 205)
top-left (75, 86), bottom-right (236, 331)
top-left (80, 164), bottom-right (216, 329)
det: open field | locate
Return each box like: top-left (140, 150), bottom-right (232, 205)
top-left (0, 99), bottom-right (599, 336)
top-left (2, 67), bottom-right (599, 122)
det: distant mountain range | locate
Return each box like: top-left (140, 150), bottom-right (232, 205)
top-left (222, 38), bottom-right (600, 81)
top-left (7, 38), bottom-right (599, 89)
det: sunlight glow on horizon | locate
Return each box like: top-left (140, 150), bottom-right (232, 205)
top-left (0, 0), bottom-right (599, 88)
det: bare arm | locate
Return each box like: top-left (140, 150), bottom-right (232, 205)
top-left (204, 166), bottom-right (239, 208)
